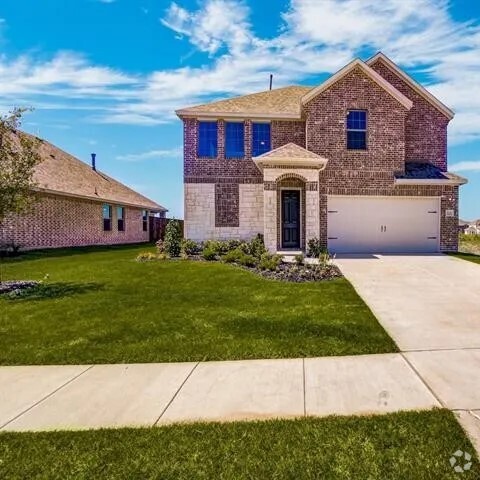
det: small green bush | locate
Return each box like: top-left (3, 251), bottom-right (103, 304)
top-left (155, 240), bottom-right (165, 254)
top-left (307, 237), bottom-right (323, 258)
top-left (248, 233), bottom-right (266, 258)
top-left (222, 248), bottom-right (244, 264)
top-left (294, 253), bottom-right (304, 265)
top-left (202, 247), bottom-right (217, 261)
top-left (180, 238), bottom-right (199, 256)
top-left (164, 220), bottom-right (182, 257)
top-left (238, 253), bottom-right (257, 267)
top-left (258, 252), bottom-right (282, 271)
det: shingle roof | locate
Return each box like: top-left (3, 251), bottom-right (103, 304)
top-left (176, 86), bottom-right (312, 119)
top-left (253, 142), bottom-right (328, 171)
top-left (16, 132), bottom-right (166, 212)
top-left (254, 142), bottom-right (324, 160)
top-left (395, 162), bottom-right (467, 185)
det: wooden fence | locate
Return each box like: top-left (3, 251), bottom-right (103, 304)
top-left (149, 217), bottom-right (184, 243)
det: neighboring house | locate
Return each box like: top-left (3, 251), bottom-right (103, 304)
top-left (177, 52), bottom-right (467, 254)
top-left (459, 219), bottom-right (470, 234)
top-left (465, 221), bottom-right (480, 235)
top-left (0, 133), bottom-right (167, 250)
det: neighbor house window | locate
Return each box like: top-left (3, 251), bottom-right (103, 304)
top-left (225, 122), bottom-right (245, 158)
top-left (117, 207), bottom-right (125, 231)
top-left (103, 204), bottom-right (112, 231)
top-left (142, 210), bottom-right (148, 231)
top-left (346, 110), bottom-right (367, 150)
top-left (252, 122), bottom-right (271, 156)
top-left (197, 121), bottom-right (218, 157)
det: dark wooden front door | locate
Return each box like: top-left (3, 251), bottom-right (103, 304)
top-left (281, 190), bottom-right (300, 249)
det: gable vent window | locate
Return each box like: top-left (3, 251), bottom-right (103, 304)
top-left (252, 123), bottom-right (271, 156)
top-left (225, 122), bottom-right (245, 158)
top-left (198, 121), bottom-right (218, 157)
top-left (346, 110), bottom-right (367, 150)
top-left (117, 206), bottom-right (125, 232)
top-left (103, 204), bottom-right (112, 231)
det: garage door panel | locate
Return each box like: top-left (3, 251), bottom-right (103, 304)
top-left (327, 196), bottom-right (440, 254)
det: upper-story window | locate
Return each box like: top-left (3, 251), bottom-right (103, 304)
top-left (346, 110), bottom-right (367, 150)
top-left (225, 122), bottom-right (245, 158)
top-left (198, 121), bottom-right (218, 157)
top-left (103, 204), bottom-right (112, 231)
top-left (117, 206), bottom-right (125, 232)
top-left (252, 123), bottom-right (271, 156)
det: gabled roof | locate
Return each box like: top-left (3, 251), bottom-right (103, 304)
top-left (301, 58), bottom-right (413, 110)
top-left (366, 52), bottom-right (454, 120)
top-left (176, 86), bottom-right (312, 120)
top-left (16, 132), bottom-right (166, 212)
top-left (253, 142), bottom-right (328, 171)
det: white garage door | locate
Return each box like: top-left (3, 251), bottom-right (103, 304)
top-left (327, 196), bottom-right (440, 253)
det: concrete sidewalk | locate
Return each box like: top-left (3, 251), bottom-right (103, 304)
top-left (1, 353), bottom-right (440, 432)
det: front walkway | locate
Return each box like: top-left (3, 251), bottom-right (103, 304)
top-left (1, 354), bottom-right (439, 431)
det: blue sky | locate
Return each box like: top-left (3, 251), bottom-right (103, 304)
top-left (0, 0), bottom-right (479, 219)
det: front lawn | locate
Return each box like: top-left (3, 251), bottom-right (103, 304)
top-left (450, 252), bottom-right (480, 265)
top-left (0, 244), bottom-right (396, 365)
top-left (0, 410), bottom-right (478, 479)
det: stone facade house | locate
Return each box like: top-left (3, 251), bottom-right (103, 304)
top-left (177, 53), bottom-right (467, 254)
top-left (0, 133), bottom-right (167, 250)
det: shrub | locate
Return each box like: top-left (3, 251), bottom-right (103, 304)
top-left (307, 237), bottom-right (323, 258)
top-left (202, 246), bottom-right (217, 261)
top-left (180, 238), bottom-right (199, 256)
top-left (222, 248), bottom-right (244, 264)
top-left (155, 240), bottom-right (165, 254)
top-left (319, 249), bottom-right (332, 266)
top-left (238, 253), bottom-right (257, 267)
top-left (294, 253), bottom-right (304, 265)
top-left (248, 233), bottom-right (266, 258)
top-left (258, 252), bottom-right (282, 271)
top-left (163, 220), bottom-right (182, 257)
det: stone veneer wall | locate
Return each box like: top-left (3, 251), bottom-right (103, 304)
top-left (0, 193), bottom-right (150, 250)
top-left (184, 183), bottom-right (263, 241)
top-left (369, 59), bottom-right (449, 170)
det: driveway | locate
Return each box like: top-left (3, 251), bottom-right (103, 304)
top-left (336, 253), bottom-right (480, 443)
top-left (335, 254), bottom-right (480, 351)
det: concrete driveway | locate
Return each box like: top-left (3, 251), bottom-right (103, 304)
top-left (336, 253), bottom-right (480, 442)
top-left (335, 254), bottom-right (480, 351)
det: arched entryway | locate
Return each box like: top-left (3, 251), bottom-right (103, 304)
top-left (275, 174), bottom-right (307, 250)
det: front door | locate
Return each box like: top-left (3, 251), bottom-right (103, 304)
top-left (282, 190), bottom-right (300, 249)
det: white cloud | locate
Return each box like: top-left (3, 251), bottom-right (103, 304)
top-left (0, 0), bottom-right (479, 145)
top-left (450, 161), bottom-right (480, 172)
top-left (160, 0), bottom-right (253, 55)
top-left (116, 147), bottom-right (182, 161)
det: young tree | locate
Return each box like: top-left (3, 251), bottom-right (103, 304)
top-left (0, 108), bottom-right (42, 223)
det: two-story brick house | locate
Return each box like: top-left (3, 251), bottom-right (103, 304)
top-left (177, 53), bottom-right (467, 254)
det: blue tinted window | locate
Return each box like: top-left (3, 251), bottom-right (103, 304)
top-left (252, 123), bottom-right (271, 156)
top-left (346, 110), bottom-right (367, 149)
top-left (198, 121), bottom-right (218, 157)
top-left (225, 122), bottom-right (245, 158)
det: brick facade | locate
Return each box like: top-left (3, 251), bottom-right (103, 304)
top-left (369, 60), bottom-right (449, 170)
top-left (182, 59), bottom-right (460, 252)
top-left (0, 193), bottom-right (150, 250)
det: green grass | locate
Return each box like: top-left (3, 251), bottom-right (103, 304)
top-left (0, 410), bottom-right (478, 479)
top-left (450, 252), bottom-right (480, 265)
top-left (0, 244), bottom-right (396, 365)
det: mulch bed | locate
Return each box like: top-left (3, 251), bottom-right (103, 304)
top-left (0, 281), bottom-right (40, 296)
top-left (253, 263), bottom-right (342, 282)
